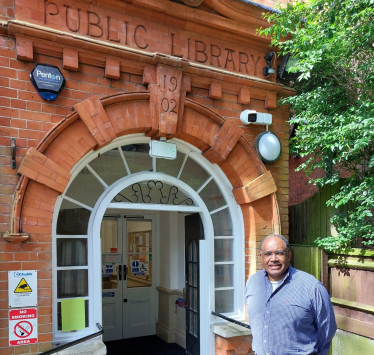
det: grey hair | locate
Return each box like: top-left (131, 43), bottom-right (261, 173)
top-left (259, 234), bottom-right (290, 253)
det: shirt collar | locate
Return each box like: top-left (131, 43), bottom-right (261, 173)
top-left (263, 265), bottom-right (293, 284)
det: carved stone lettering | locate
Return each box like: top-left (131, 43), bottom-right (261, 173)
top-left (64, 6), bottom-right (81, 33)
top-left (124, 21), bottom-right (129, 45)
top-left (224, 48), bottom-right (236, 71)
top-left (41, 3), bottom-right (267, 78)
top-left (239, 52), bottom-right (249, 74)
top-left (195, 41), bottom-right (208, 64)
top-left (157, 66), bottom-right (182, 135)
top-left (134, 25), bottom-right (148, 49)
top-left (44, 1), bottom-right (59, 25)
top-left (250, 54), bottom-right (261, 76)
top-left (87, 11), bottom-right (103, 38)
top-left (210, 44), bottom-right (221, 67)
top-left (107, 16), bottom-right (120, 43)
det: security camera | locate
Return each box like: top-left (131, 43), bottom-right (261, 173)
top-left (240, 110), bottom-right (272, 126)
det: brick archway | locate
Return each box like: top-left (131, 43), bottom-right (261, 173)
top-left (12, 90), bottom-right (280, 275)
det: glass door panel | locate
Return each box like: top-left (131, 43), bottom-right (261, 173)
top-left (101, 218), bottom-right (119, 290)
top-left (126, 225), bottom-right (152, 288)
top-left (123, 218), bottom-right (156, 339)
top-left (127, 254), bottom-right (152, 288)
top-left (101, 217), bottom-right (122, 342)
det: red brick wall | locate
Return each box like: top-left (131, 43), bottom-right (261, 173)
top-left (289, 155), bottom-right (352, 206)
top-left (289, 156), bottom-right (320, 206)
top-left (0, 51), bottom-right (288, 355)
top-left (0, 1), bottom-right (291, 354)
top-left (187, 87), bottom-right (289, 234)
top-left (0, 40), bottom-right (149, 355)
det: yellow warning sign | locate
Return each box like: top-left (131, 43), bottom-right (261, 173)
top-left (14, 278), bottom-right (32, 293)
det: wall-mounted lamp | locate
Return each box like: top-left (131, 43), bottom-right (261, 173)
top-left (254, 131), bottom-right (281, 163)
top-left (149, 137), bottom-right (177, 160)
top-left (263, 52), bottom-right (276, 77)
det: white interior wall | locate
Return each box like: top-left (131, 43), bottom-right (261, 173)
top-left (159, 211), bottom-right (185, 290)
top-left (176, 213), bottom-right (185, 290)
top-left (160, 211), bottom-right (171, 288)
top-left (127, 221), bottom-right (151, 233)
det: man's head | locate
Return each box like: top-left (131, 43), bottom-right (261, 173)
top-left (259, 234), bottom-right (291, 281)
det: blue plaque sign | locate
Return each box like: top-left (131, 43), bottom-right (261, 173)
top-left (30, 64), bottom-right (66, 101)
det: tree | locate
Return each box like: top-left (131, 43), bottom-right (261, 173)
top-left (260, 0), bottom-right (374, 250)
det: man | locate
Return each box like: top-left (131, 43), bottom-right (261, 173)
top-left (245, 234), bottom-right (337, 355)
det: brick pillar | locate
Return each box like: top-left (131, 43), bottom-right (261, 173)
top-left (216, 334), bottom-right (254, 355)
top-left (212, 323), bottom-right (254, 355)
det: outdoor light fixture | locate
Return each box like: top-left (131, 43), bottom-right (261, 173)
top-left (30, 64), bottom-right (66, 101)
top-left (149, 137), bottom-right (177, 160)
top-left (254, 131), bottom-right (281, 163)
top-left (263, 52), bottom-right (276, 77)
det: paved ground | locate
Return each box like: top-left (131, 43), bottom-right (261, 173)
top-left (105, 335), bottom-right (186, 355)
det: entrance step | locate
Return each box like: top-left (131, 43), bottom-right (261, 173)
top-left (55, 340), bottom-right (106, 355)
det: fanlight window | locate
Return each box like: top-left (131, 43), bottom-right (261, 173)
top-left (54, 140), bottom-right (237, 335)
top-left (112, 181), bottom-right (194, 206)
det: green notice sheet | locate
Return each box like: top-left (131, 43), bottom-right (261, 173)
top-left (61, 298), bottom-right (85, 332)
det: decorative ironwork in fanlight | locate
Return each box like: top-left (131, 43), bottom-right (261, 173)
top-left (113, 181), bottom-right (194, 206)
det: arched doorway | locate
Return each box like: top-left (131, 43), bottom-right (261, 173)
top-left (13, 90), bottom-right (280, 354)
top-left (52, 135), bottom-right (242, 354)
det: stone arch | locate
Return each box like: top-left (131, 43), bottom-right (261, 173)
top-left (12, 90), bottom-right (280, 273)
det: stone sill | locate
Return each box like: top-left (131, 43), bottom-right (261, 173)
top-left (211, 322), bottom-right (252, 338)
top-left (53, 340), bottom-right (106, 355)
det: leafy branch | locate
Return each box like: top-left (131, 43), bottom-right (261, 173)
top-left (259, 0), bottom-right (374, 251)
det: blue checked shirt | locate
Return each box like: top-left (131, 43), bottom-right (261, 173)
top-left (245, 266), bottom-right (336, 355)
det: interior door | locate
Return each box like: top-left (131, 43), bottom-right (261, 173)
top-left (101, 216), bottom-right (123, 342)
top-left (123, 217), bottom-right (156, 339)
top-left (101, 215), bottom-right (156, 342)
top-left (185, 214), bottom-right (203, 355)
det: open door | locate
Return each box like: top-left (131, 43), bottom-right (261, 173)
top-left (185, 213), bottom-right (203, 355)
top-left (101, 215), bottom-right (156, 342)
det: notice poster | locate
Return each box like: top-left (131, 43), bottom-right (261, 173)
top-left (105, 254), bottom-right (122, 264)
top-left (8, 271), bottom-right (38, 308)
top-left (61, 298), bottom-right (85, 332)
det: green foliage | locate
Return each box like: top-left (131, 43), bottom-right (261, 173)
top-left (259, 0), bottom-right (374, 251)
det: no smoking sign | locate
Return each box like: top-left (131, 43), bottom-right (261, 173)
top-left (9, 308), bottom-right (38, 346)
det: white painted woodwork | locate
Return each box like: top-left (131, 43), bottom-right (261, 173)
top-left (156, 287), bottom-right (186, 348)
top-left (52, 135), bottom-right (245, 355)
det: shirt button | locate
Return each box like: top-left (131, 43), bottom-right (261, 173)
top-left (266, 311), bottom-right (269, 314)
top-left (264, 340), bottom-right (266, 343)
top-left (264, 325), bottom-right (267, 328)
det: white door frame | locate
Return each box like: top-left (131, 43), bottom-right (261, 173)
top-left (90, 172), bottom-right (214, 353)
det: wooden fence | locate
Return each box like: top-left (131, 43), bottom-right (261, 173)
top-left (289, 183), bottom-right (374, 340)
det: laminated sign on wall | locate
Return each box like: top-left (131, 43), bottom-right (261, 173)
top-left (9, 308), bottom-right (38, 346)
top-left (8, 271), bottom-right (38, 308)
